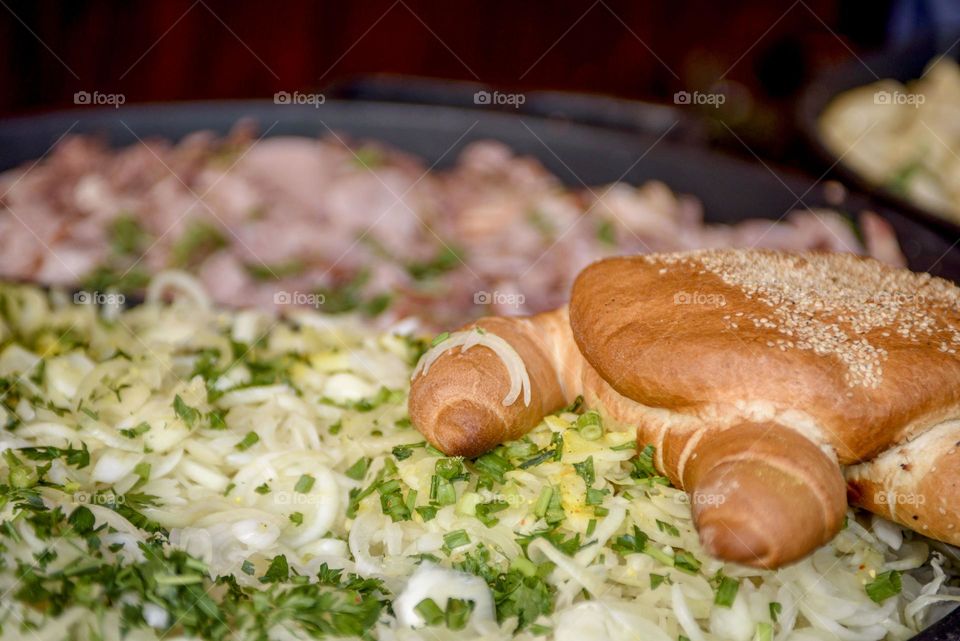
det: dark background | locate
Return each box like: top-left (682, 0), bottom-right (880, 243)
top-left (0, 0), bottom-right (943, 164)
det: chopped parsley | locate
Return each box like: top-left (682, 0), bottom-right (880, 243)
top-left (119, 421), bottom-right (151, 439)
top-left (573, 455), bottom-right (595, 487)
top-left (656, 519), bottom-right (680, 537)
top-left (173, 395), bottom-right (201, 428)
top-left (392, 441), bottom-right (426, 460)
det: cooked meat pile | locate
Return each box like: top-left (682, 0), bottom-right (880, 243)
top-left (0, 122), bottom-right (904, 327)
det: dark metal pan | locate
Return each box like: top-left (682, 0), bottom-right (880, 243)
top-left (323, 73), bottom-right (706, 143)
top-left (798, 30), bottom-right (960, 241)
top-left (0, 98), bottom-right (958, 638)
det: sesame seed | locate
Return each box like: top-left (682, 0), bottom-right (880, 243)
top-left (647, 250), bottom-right (960, 388)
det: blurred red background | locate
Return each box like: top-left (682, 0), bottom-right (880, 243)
top-left (0, 0), bottom-right (893, 160)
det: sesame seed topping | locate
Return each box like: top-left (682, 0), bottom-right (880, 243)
top-left (647, 250), bottom-right (960, 388)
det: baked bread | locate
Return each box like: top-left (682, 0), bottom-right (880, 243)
top-left (569, 251), bottom-right (960, 464)
top-left (408, 311), bottom-right (576, 457)
top-left (408, 249), bottom-right (960, 568)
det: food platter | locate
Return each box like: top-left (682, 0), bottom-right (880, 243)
top-left (0, 96), bottom-right (958, 640)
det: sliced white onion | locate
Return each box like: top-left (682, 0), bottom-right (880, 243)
top-left (392, 564), bottom-right (495, 631)
top-left (146, 270), bottom-right (211, 310)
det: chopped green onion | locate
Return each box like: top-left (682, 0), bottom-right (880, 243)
top-left (473, 452), bottom-right (512, 483)
top-left (416, 506), bottom-right (439, 521)
top-left (865, 570), bottom-right (902, 603)
top-left (519, 449), bottom-right (555, 469)
top-left (415, 598), bottom-right (445, 626)
top-left (435, 457), bottom-right (466, 480)
top-left (586, 518), bottom-right (597, 537)
top-left (644, 545), bottom-right (675, 567)
top-left (235, 431), bottom-right (259, 451)
top-left (207, 410), bottom-right (227, 430)
top-left (294, 474), bottom-right (315, 494)
top-left (377, 480), bottom-right (412, 522)
top-left (755, 622), bottom-right (773, 641)
top-left (575, 411), bottom-right (603, 440)
top-left (769, 601), bottom-right (782, 622)
top-left (714, 575), bottom-right (740, 607)
top-left (345, 457), bottom-right (370, 480)
top-left (533, 487), bottom-right (553, 519)
top-left (443, 529), bottom-right (470, 552)
top-left (475, 500), bottom-right (509, 527)
top-left (445, 598), bottom-right (475, 630)
top-left (585, 488), bottom-right (608, 506)
top-left (510, 556), bottom-right (538, 577)
top-left (430, 474), bottom-right (456, 506)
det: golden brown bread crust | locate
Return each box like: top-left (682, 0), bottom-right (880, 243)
top-left (682, 421), bottom-right (847, 567)
top-left (846, 419), bottom-right (960, 545)
top-left (408, 311), bottom-right (572, 457)
top-left (410, 249), bottom-right (960, 566)
top-left (583, 366), bottom-right (847, 568)
top-left (570, 250), bottom-right (960, 464)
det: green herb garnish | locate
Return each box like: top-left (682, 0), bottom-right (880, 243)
top-left (173, 395), bottom-right (201, 428)
top-left (235, 431), bottom-right (259, 451)
top-left (865, 570), bottom-right (902, 603)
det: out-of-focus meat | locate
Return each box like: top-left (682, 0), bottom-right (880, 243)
top-left (785, 209), bottom-right (864, 253)
top-left (0, 129), bottom-right (908, 329)
top-left (233, 137), bottom-right (345, 215)
top-left (197, 251), bottom-right (253, 304)
top-left (36, 244), bottom-right (102, 285)
top-left (860, 211), bottom-right (908, 267)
